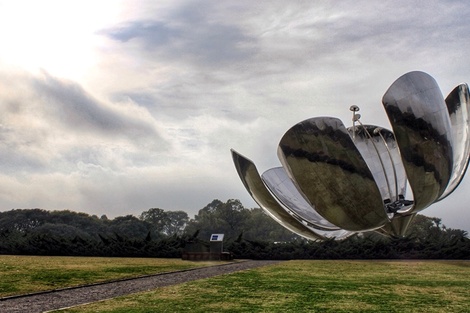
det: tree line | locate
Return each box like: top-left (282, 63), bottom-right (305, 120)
top-left (0, 199), bottom-right (468, 259)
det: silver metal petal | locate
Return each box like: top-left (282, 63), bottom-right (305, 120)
top-left (382, 71), bottom-right (453, 212)
top-left (438, 83), bottom-right (470, 200)
top-left (261, 167), bottom-right (339, 230)
top-left (231, 149), bottom-right (326, 241)
top-left (262, 167), bottom-right (346, 230)
top-left (261, 167), bottom-right (353, 239)
top-left (277, 117), bottom-right (389, 231)
top-left (348, 125), bottom-right (409, 212)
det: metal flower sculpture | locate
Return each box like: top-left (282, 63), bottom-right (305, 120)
top-left (231, 71), bottom-right (469, 240)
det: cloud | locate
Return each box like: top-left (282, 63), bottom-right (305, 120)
top-left (0, 68), bottom-right (169, 175)
top-left (101, 2), bottom-right (257, 67)
top-left (98, 0), bottom-right (470, 132)
top-left (32, 72), bottom-right (163, 142)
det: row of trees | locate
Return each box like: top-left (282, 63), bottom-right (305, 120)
top-left (0, 199), bottom-right (468, 259)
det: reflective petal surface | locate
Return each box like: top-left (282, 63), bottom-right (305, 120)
top-left (231, 149), bottom-right (325, 241)
top-left (382, 71), bottom-right (453, 212)
top-left (438, 83), bottom-right (470, 200)
top-left (278, 117), bottom-right (389, 231)
top-left (262, 167), bottom-right (342, 230)
top-left (348, 125), bottom-right (409, 211)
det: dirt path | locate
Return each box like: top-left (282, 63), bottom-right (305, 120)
top-left (0, 260), bottom-right (282, 313)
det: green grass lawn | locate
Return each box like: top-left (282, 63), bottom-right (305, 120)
top-left (55, 260), bottom-right (470, 313)
top-left (0, 255), bottom-right (220, 297)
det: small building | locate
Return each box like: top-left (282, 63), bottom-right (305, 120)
top-left (182, 233), bottom-right (233, 261)
top-left (210, 233), bottom-right (224, 255)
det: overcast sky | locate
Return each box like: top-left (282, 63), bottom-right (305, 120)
top-left (0, 0), bottom-right (469, 232)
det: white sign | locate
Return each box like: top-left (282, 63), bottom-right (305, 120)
top-left (210, 234), bottom-right (224, 241)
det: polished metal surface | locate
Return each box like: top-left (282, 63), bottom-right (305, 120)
top-left (261, 167), bottom-right (353, 239)
top-left (382, 71), bottom-right (453, 213)
top-left (277, 117), bottom-right (389, 231)
top-left (438, 83), bottom-right (470, 200)
top-left (231, 71), bottom-right (469, 240)
top-left (231, 149), bottom-right (325, 241)
top-left (261, 167), bottom-right (342, 230)
top-left (347, 124), bottom-right (409, 211)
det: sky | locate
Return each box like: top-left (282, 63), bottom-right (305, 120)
top-left (0, 0), bottom-right (469, 232)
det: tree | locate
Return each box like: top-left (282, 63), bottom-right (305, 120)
top-left (186, 200), bottom-right (303, 242)
top-left (1, 206), bottom-right (468, 259)
top-left (0, 209), bottom-right (48, 233)
top-left (140, 208), bottom-right (189, 236)
top-left (217, 199), bottom-right (251, 232)
top-left (243, 208), bottom-right (300, 242)
top-left (165, 211), bottom-right (189, 236)
top-left (108, 215), bottom-right (151, 240)
top-left (185, 199), bottom-right (250, 240)
top-left (140, 208), bottom-right (168, 232)
top-left (407, 214), bottom-right (443, 239)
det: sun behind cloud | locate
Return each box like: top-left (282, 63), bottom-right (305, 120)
top-left (0, 0), bottom-right (125, 81)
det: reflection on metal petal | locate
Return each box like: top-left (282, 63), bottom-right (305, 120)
top-left (232, 71), bottom-right (468, 240)
top-left (261, 167), bottom-right (353, 239)
top-left (438, 83), bottom-right (470, 200)
top-left (277, 117), bottom-right (389, 231)
top-left (347, 124), bottom-right (409, 213)
top-left (382, 71), bottom-right (453, 213)
top-left (231, 149), bottom-right (325, 241)
top-left (262, 167), bottom-right (342, 230)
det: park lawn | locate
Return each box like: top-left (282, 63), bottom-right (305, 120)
top-left (56, 260), bottom-right (470, 313)
top-left (0, 255), bottom-right (220, 297)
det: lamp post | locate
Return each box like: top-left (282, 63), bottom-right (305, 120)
top-left (350, 105), bottom-right (360, 140)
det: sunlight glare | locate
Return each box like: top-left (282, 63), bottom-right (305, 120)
top-left (0, 0), bottom-right (123, 80)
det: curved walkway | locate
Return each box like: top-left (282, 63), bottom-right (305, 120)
top-left (0, 260), bottom-right (281, 313)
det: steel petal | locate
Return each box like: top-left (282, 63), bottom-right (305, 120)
top-left (277, 117), bottom-right (388, 231)
top-left (262, 167), bottom-right (345, 230)
top-left (348, 125), bottom-right (409, 208)
top-left (438, 83), bottom-right (470, 200)
top-left (382, 71), bottom-right (453, 212)
top-left (231, 149), bottom-right (326, 241)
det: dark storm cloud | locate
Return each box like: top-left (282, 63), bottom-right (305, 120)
top-left (101, 2), bottom-right (256, 66)
top-left (31, 72), bottom-right (165, 144)
top-left (0, 69), bottom-right (170, 176)
top-left (105, 21), bottom-right (176, 46)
